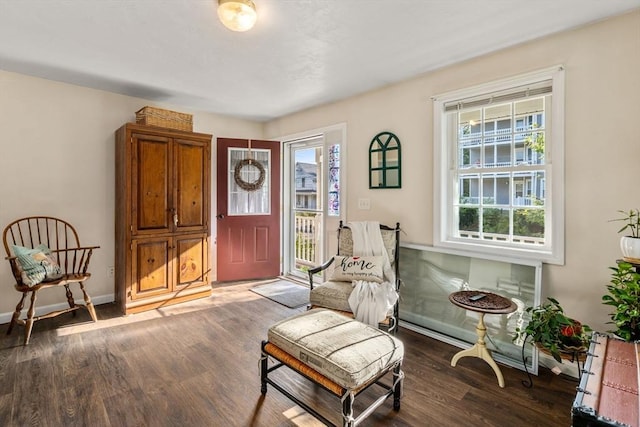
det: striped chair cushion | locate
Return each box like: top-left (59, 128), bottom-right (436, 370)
top-left (267, 308), bottom-right (404, 390)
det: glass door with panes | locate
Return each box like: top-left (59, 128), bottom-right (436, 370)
top-left (284, 128), bottom-right (344, 281)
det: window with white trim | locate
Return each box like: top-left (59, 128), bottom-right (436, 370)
top-left (433, 67), bottom-right (565, 264)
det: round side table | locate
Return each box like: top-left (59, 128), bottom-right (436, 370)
top-left (449, 290), bottom-right (517, 388)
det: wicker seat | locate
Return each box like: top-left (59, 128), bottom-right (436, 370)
top-left (307, 221), bottom-right (400, 333)
top-left (3, 216), bottom-right (99, 345)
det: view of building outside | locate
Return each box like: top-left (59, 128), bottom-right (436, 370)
top-left (293, 149), bottom-right (321, 272)
top-left (295, 162), bottom-right (318, 209)
top-left (292, 144), bottom-right (341, 272)
top-left (456, 96), bottom-right (546, 245)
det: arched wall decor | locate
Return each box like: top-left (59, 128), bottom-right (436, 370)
top-left (369, 131), bottom-right (401, 189)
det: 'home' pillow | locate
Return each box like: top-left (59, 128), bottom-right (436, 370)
top-left (330, 256), bottom-right (384, 283)
top-left (12, 244), bottom-right (63, 287)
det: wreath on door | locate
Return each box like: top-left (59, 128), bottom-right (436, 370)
top-left (234, 158), bottom-right (265, 192)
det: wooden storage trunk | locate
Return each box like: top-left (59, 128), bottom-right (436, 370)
top-left (135, 106), bottom-right (193, 131)
top-left (572, 333), bottom-right (639, 427)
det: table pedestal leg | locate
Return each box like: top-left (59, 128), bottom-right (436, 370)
top-left (451, 313), bottom-right (506, 388)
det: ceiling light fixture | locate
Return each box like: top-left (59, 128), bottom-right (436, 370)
top-left (217, 0), bottom-right (257, 32)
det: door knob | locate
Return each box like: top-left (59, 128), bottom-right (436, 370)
top-left (216, 214), bottom-right (225, 219)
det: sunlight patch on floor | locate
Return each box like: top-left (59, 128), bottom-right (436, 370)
top-left (282, 406), bottom-right (325, 426)
top-left (56, 285), bottom-right (267, 337)
top-left (55, 309), bottom-right (166, 336)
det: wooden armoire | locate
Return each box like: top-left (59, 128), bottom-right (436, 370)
top-left (115, 123), bottom-right (212, 314)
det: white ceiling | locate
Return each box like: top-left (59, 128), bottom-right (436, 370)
top-left (0, 1), bottom-right (638, 122)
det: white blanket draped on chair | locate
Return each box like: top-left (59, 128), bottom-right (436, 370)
top-left (347, 221), bottom-right (399, 327)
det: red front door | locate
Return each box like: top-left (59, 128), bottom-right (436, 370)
top-left (216, 138), bottom-right (281, 281)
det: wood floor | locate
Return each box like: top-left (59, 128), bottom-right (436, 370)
top-left (0, 281), bottom-right (577, 426)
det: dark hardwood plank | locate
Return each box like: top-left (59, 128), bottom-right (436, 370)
top-left (0, 393), bottom-right (12, 426)
top-left (0, 281), bottom-right (577, 426)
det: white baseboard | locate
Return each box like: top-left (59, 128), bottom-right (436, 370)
top-left (0, 293), bottom-right (115, 325)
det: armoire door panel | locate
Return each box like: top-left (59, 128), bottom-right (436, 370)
top-left (175, 234), bottom-right (208, 286)
top-left (132, 238), bottom-right (172, 299)
top-left (133, 135), bottom-right (171, 234)
top-left (175, 140), bottom-right (206, 231)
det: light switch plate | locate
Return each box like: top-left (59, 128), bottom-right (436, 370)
top-left (358, 198), bottom-right (371, 210)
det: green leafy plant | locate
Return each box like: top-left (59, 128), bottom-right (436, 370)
top-left (603, 262), bottom-right (640, 341)
top-left (514, 297), bottom-right (591, 363)
top-left (524, 126), bottom-right (545, 158)
top-left (610, 209), bottom-right (640, 238)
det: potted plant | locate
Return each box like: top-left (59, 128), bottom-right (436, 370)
top-left (603, 262), bottom-right (640, 341)
top-left (514, 297), bottom-right (592, 363)
top-left (610, 209), bottom-right (640, 263)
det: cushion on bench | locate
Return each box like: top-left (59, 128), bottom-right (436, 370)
top-left (267, 308), bottom-right (404, 390)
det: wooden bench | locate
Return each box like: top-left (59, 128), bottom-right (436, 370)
top-left (260, 309), bottom-right (404, 427)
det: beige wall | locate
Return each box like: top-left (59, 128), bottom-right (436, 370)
top-left (0, 71), bottom-right (261, 320)
top-left (265, 10), bottom-right (640, 332)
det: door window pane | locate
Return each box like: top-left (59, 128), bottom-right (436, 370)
top-left (228, 148), bottom-right (270, 215)
top-left (295, 148), bottom-right (320, 210)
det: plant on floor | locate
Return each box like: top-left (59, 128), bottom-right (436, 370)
top-left (603, 262), bottom-right (640, 342)
top-left (514, 297), bottom-right (592, 363)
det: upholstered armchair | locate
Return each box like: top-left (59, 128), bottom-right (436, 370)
top-left (307, 221), bottom-right (400, 333)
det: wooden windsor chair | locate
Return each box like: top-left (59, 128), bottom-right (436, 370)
top-left (3, 216), bottom-right (99, 345)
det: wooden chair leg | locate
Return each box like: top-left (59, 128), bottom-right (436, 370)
top-left (24, 291), bottom-right (37, 345)
top-left (7, 292), bottom-right (26, 336)
top-left (64, 284), bottom-right (77, 317)
top-left (64, 284), bottom-right (75, 308)
top-left (79, 282), bottom-right (98, 322)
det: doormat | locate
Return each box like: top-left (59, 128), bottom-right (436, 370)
top-left (250, 279), bottom-right (309, 309)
